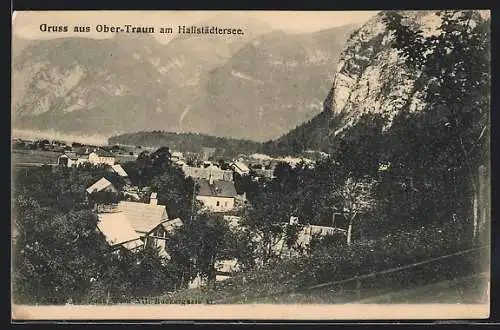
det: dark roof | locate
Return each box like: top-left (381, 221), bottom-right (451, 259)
top-left (195, 179), bottom-right (237, 198)
top-left (74, 147), bottom-right (89, 155)
top-left (95, 149), bottom-right (115, 157)
top-left (62, 152), bottom-right (78, 160)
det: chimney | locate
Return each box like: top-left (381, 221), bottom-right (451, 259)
top-left (150, 192), bottom-right (158, 205)
top-left (208, 173), bottom-right (214, 185)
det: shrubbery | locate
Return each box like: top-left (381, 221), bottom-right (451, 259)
top-left (167, 220), bottom-right (485, 303)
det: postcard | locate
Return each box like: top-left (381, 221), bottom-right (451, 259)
top-left (11, 9), bottom-right (491, 321)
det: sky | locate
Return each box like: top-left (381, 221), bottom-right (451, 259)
top-left (12, 11), bottom-right (378, 43)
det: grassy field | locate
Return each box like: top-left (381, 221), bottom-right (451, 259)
top-left (12, 149), bottom-right (61, 165)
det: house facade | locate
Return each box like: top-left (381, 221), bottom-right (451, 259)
top-left (95, 193), bottom-right (177, 254)
top-left (197, 195), bottom-right (235, 212)
top-left (230, 161), bottom-right (250, 176)
top-left (182, 164), bottom-right (233, 182)
top-left (89, 150), bottom-right (115, 166)
top-left (144, 218), bottom-right (183, 257)
top-left (195, 176), bottom-right (238, 212)
top-left (58, 152), bottom-right (90, 167)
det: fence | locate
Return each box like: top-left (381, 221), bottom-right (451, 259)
top-left (216, 245), bottom-right (489, 304)
top-left (110, 245), bottom-right (489, 305)
top-left (297, 245), bottom-right (488, 301)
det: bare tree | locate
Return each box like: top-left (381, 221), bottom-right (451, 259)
top-left (336, 177), bottom-right (377, 245)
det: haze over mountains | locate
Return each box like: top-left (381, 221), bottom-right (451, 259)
top-left (12, 16), bottom-right (358, 142)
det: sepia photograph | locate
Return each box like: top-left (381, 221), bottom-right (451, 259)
top-left (11, 10), bottom-right (491, 320)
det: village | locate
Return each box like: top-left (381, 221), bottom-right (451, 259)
top-left (11, 10), bottom-right (490, 308)
top-left (12, 137), bottom-right (349, 290)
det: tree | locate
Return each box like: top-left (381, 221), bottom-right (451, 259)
top-left (12, 195), bottom-right (108, 304)
top-left (14, 165), bottom-right (109, 213)
top-left (273, 161), bottom-right (295, 186)
top-left (167, 213), bottom-right (237, 287)
top-left (150, 147), bottom-right (172, 170)
top-left (135, 150), bottom-right (153, 187)
top-left (127, 247), bottom-right (174, 297)
top-left (383, 10), bottom-right (490, 240)
top-left (282, 223), bottom-right (304, 256)
top-left (121, 161), bottom-right (140, 186)
top-left (13, 163), bottom-right (178, 304)
top-left (149, 166), bottom-right (196, 220)
top-left (37, 139), bottom-right (50, 148)
top-left (243, 179), bottom-right (298, 264)
top-left (225, 227), bottom-right (258, 271)
top-left (330, 113), bottom-right (387, 180)
top-left (336, 177), bottom-right (377, 245)
top-left (88, 191), bottom-right (120, 207)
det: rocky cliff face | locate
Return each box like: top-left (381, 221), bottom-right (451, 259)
top-left (324, 11), bottom-right (444, 135)
top-left (265, 10), bottom-right (489, 154)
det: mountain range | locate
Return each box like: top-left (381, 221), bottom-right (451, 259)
top-left (12, 18), bottom-right (357, 142)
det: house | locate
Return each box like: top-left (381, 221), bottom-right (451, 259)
top-left (174, 160), bottom-right (186, 167)
top-left (182, 164), bottom-right (233, 182)
top-left (215, 259), bottom-right (239, 281)
top-left (170, 151), bottom-right (184, 162)
top-left (110, 164), bottom-right (128, 177)
top-left (144, 218), bottom-right (183, 256)
top-left (270, 216), bottom-right (349, 256)
top-left (189, 258), bottom-right (239, 289)
top-left (230, 161), bottom-right (250, 176)
top-left (122, 185), bottom-right (141, 201)
top-left (109, 164), bottom-right (131, 184)
top-left (96, 194), bottom-right (175, 255)
top-left (86, 177), bottom-right (118, 194)
top-left (195, 176), bottom-right (238, 212)
top-left (250, 153), bottom-right (273, 161)
top-left (117, 199), bottom-right (168, 235)
top-left (89, 150), bottom-right (115, 166)
top-left (96, 210), bottom-right (144, 253)
top-left (276, 156), bottom-right (314, 169)
top-left (294, 225), bottom-right (348, 250)
top-left (58, 152), bottom-right (90, 167)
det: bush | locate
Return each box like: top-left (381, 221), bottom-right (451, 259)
top-left (188, 221), bottom-right (483, 303)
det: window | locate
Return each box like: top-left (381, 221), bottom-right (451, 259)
top-left (225, 201), bottom-right (228, 207)
top-left (216, 201), bottom-right (220, 206)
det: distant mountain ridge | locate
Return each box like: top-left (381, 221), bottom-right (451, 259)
top-left (12, 20), bottom-right (357, 141)
top-left (109, 131), bottom-right (262, 158)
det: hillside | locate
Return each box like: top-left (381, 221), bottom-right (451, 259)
top-left (263, 10), bottom-right (489, 154)
top-left (262, 108), bottom-right (343, 156)
top-left (12, 22), bottom-right (356, 141)
top-left (182, 25), bottom-right (357, 140)
top-left (109, 131), bottom-right (262, 157)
